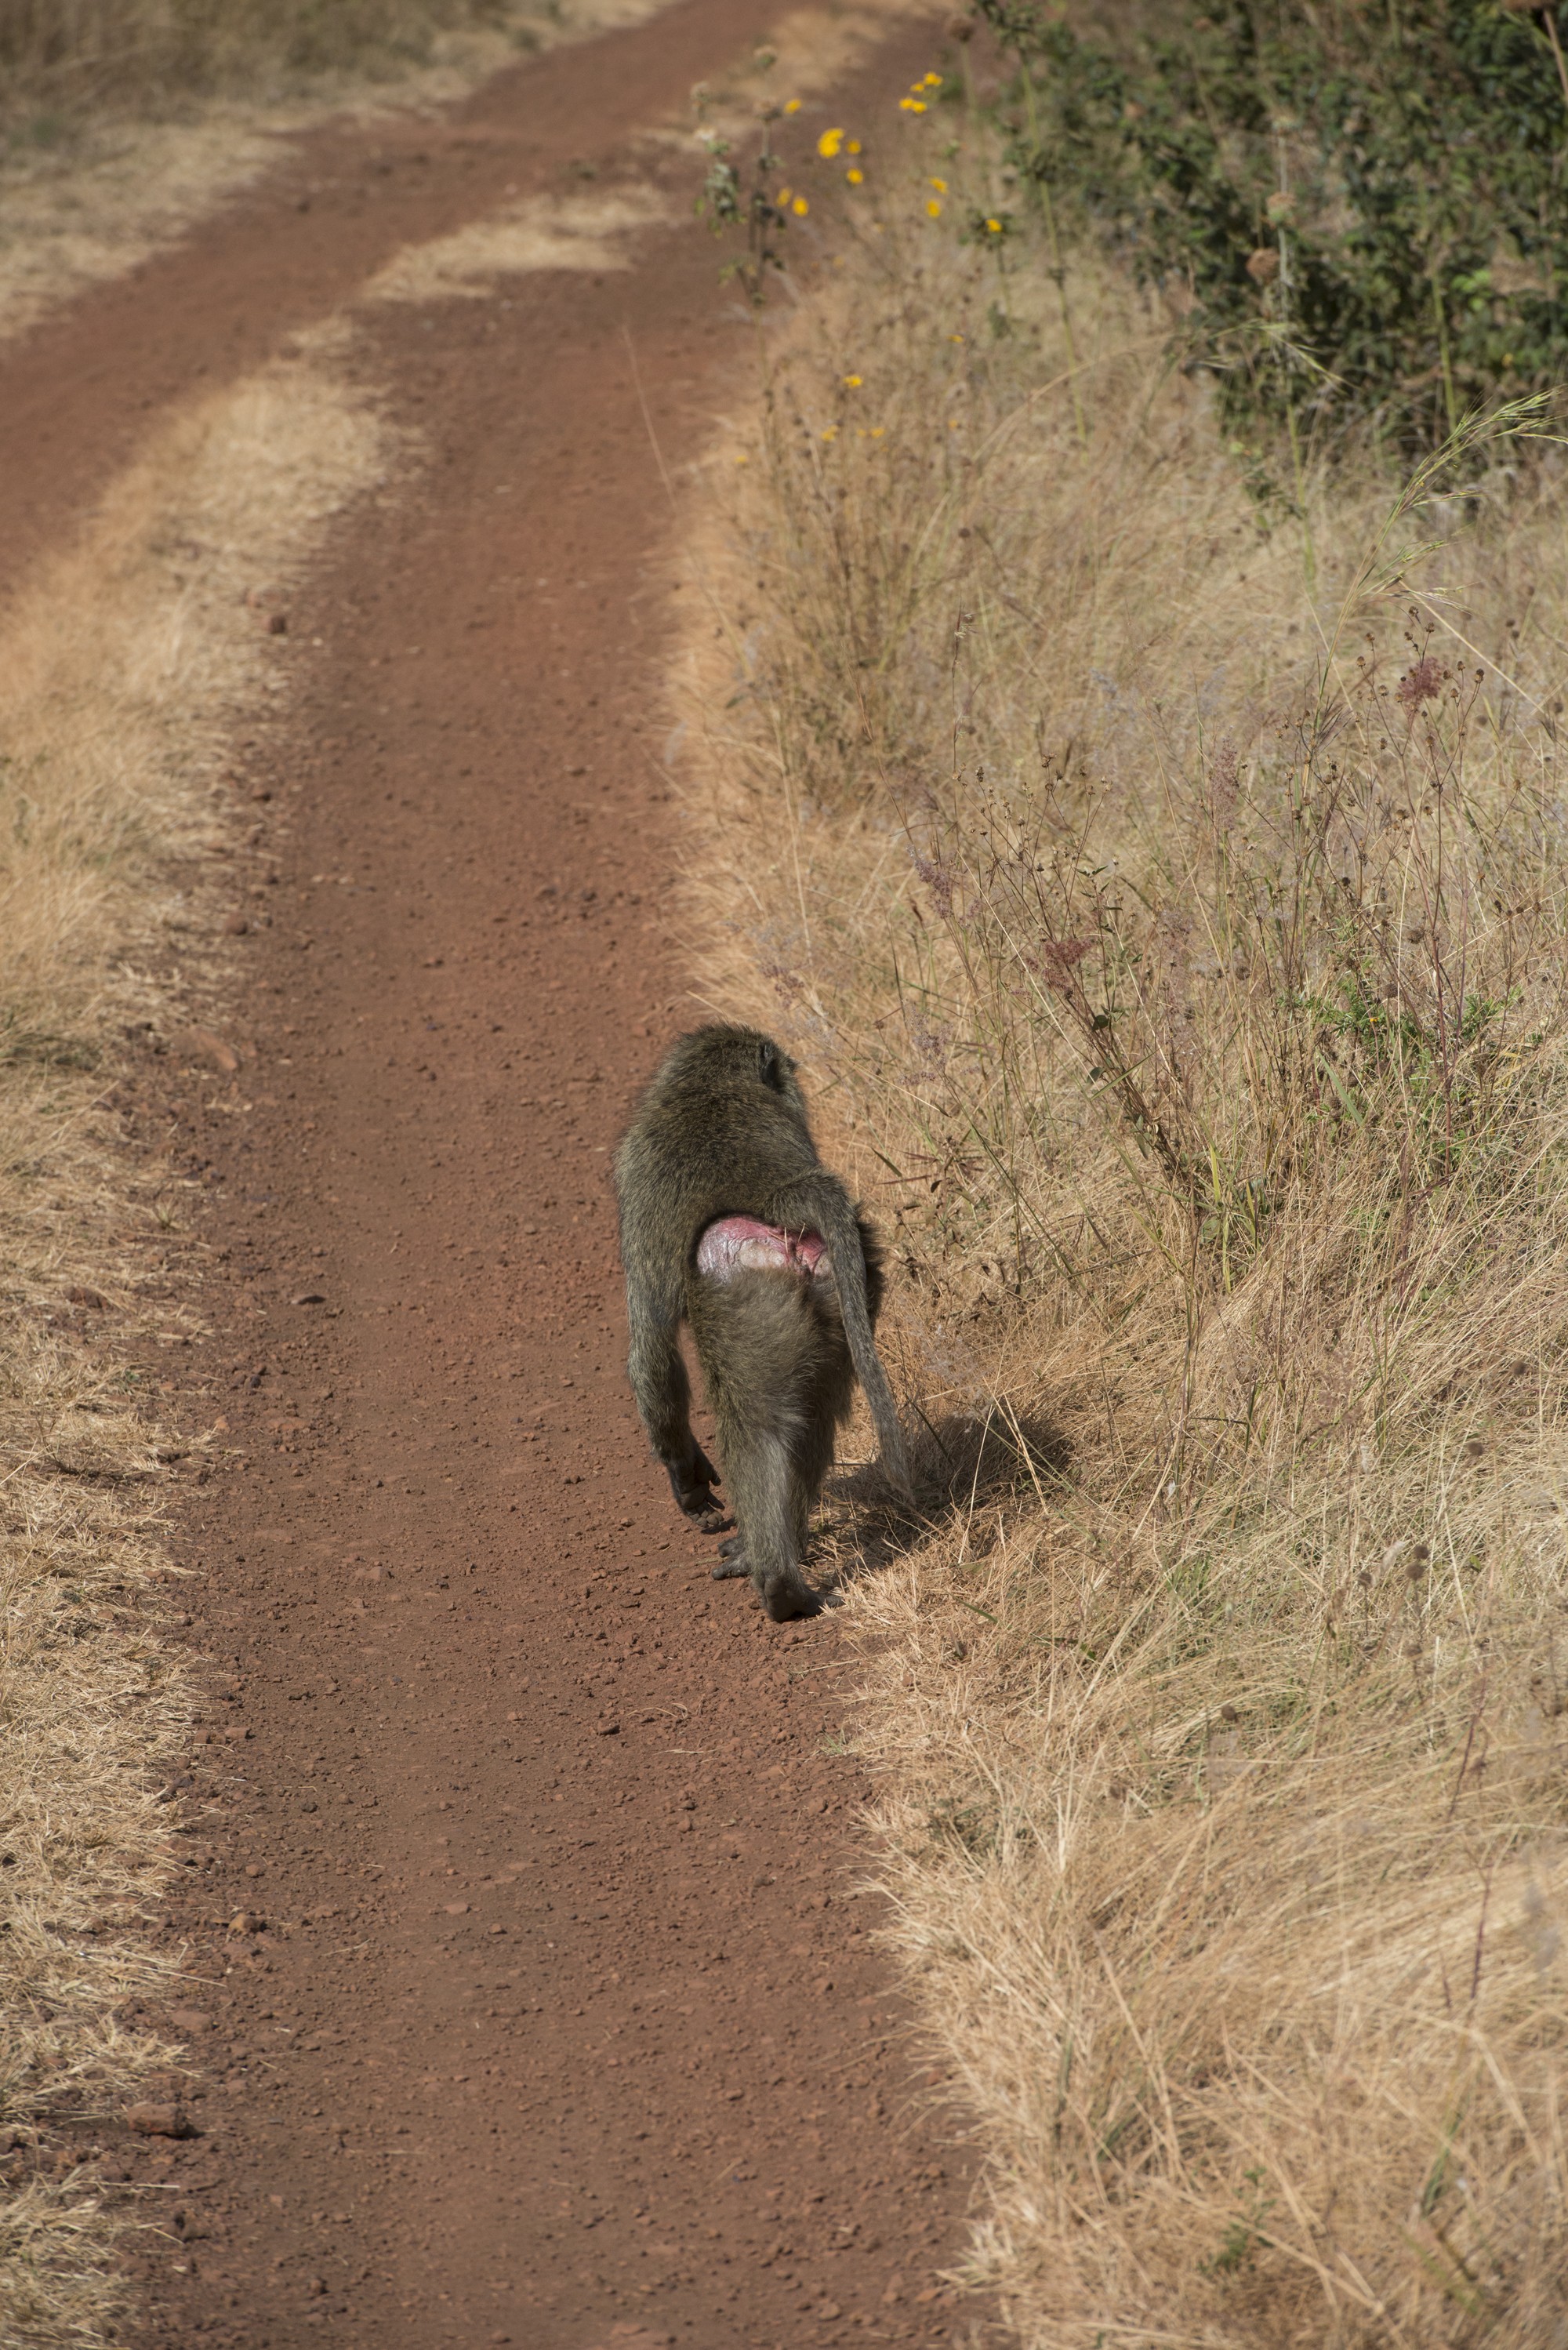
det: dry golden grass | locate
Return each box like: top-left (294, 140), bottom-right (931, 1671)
top-left (361, 182), bottom-right (675, 303)
top-left (0, 323), bottom-right (389, 2341)
top-left (671, 117), bottom-right (1568, 2348)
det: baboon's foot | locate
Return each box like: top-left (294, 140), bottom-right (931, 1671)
top-left (756, 1567), bottom-right (823, 1622)
top-left (711, 1551), bottom-right (750, 1581)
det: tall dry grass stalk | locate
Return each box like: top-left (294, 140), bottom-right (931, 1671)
top-left (0, 324), bottom-right (388, 2340)
top-left (673, 160), bottom-right (1568, 2345)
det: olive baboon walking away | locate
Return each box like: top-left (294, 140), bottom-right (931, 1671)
top-left (614, 1026), bottom-right (910, 1621)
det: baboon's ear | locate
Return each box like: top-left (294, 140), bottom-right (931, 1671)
top-left (758, 1039), bottom-right (789, 1092)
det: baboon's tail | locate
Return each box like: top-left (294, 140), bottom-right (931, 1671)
top-left (784, 1177), bottom-right (911, 1499)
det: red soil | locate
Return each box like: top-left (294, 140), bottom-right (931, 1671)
top-left (0, 5), bottom-right (996, 2345)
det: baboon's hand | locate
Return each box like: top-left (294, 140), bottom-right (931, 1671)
top-left (679, 1487), bottom-right (731, 1533)
top-left (665, 1451), bottom-right (731, 1531)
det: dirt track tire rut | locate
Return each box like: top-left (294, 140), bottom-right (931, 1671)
top-left (0, 5), bottom-right (990, 2344)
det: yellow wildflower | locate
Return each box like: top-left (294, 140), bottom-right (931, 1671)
top-left (783, 97), bottom-right (800, 113)
top-left (818, 127), bottom-right (844, 158)
top-left (985, 216), bottom-right (1002, 233)
top-left (927, 199), bottom-right (942, 217)
top-left (949, 332), bottom-right (965, 342)
top-left (822, 424), bottom-right (839, 441)
top-left (923, 71), bottom-right (942, 87)
top-left (930, 176), bottom-right (948, 193)
top-left (776, 186), bottom-right (792, 205)
top-left (846, 167), bottom-right (865, 183)
top-left (843, 373), bottom-right (863, 387)
top-left (870, 426), bottom-right (885, 438)
top-left (792, 194), bottom-right (808, 216)
top-left (900, 96), bottom-right (927, 112)
top-left (848, 139), bottom-right (862, 154)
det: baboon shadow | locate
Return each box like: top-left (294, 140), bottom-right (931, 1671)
top-left (816, 1407), bottom-right (1072, 1595)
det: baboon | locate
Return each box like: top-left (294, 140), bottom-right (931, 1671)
top-left (614, 1026), bottom-right (910, 1621)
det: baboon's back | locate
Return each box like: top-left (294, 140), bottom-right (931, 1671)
top-left (615, 1026), bottom-right (824, 1272)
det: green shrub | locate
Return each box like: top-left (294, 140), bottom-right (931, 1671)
top-left (976, 0), bottom-right (1568, 461)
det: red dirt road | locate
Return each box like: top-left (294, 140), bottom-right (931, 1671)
top-left (1, 7), bottom-right (995, 2345)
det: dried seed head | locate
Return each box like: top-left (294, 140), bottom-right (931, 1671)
top-left (1245, 247), bottom-right (1279, 284)
top-left (1397, 656), bottom-right (1443, 711)
top-left (1463, 1437), bottom-right (1486, 1462)
top-left (1219, 1702), bottom-right (1240, 1723)
top-left (946, 11), bottom-right (975, 37)
top-left (1356, 1569), bottom-right (1373, 1589)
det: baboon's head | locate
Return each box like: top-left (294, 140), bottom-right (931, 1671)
top-left (662, 1024), bottom-right (808, 1122)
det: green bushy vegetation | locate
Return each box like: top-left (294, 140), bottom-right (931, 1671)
top-left (977, 0), bottom-right (1568, 467)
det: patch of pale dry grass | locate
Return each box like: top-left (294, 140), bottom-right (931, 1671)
top-left (0, 325), bottom-right (390, 2341)
top-left (361, 182), bottom-right (676, 302)
top-left (0, 111), bottom-right (285, 347)
top-left (671, 132), bottom-right (1568, 2349)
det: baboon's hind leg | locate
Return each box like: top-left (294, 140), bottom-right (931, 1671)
top-left (781, 1339), bottom-right (855, 1603)
top-left (722, 1428), bottom-right (815, 1622)
top-left (711, 1316), bottom-right (854, 1596)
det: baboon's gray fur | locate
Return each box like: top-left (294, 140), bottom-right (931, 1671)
top-left (613, 1026), bottom-right (909, 1621)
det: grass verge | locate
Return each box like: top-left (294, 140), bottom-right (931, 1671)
top-left (0, 325), bottom-right (389, 2342)
top-left (672, 94), bottom-right (1568, 2349)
